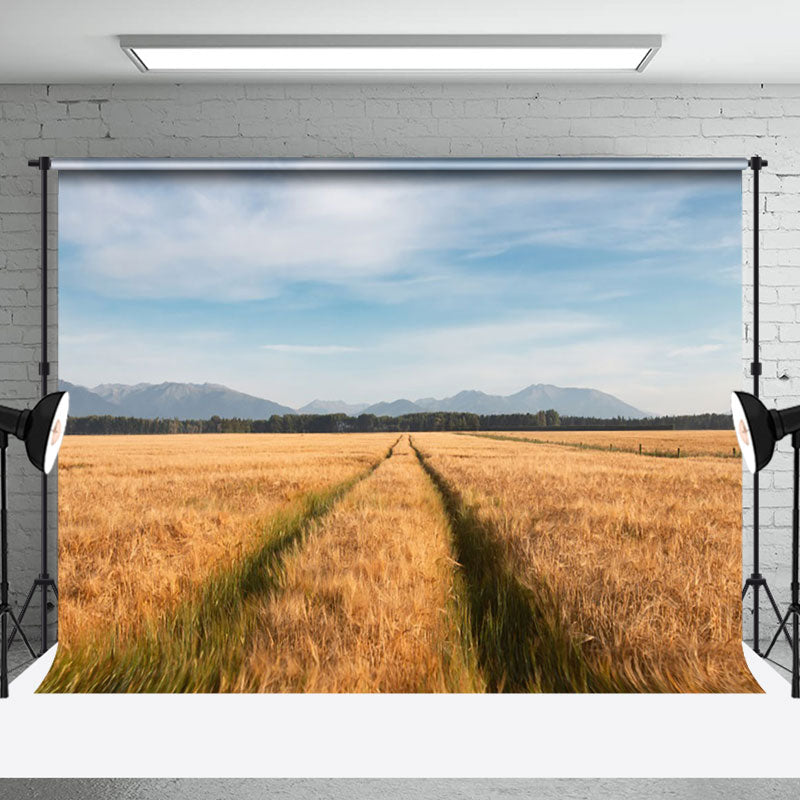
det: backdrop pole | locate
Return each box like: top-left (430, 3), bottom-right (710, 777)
top-left (741, 155), bottom-right (788, 656)
top-left (8, 157), bottom-right (58, 656)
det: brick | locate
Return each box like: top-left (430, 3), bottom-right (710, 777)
top-left (163, 118), bottom-right (239, 138)
top-left (64, 101), bottom-right (103, 119)
top-left (686, 99), bottom-right (724, 117)
top-left (537, 99), bottom-right (591, 117)
top-left (569, 117), bottom-right (638, 137)
top-left (307, 117), bottom-right (374, 138)
top-left (760, 490), bottom-right (794, 508)
top-left (654, 99), bottom-right (689, 117)
top-left (502, 118), bottom-right (570, 138)
top-left (497, 98), bottom-right (534, 117)
top-left (769, 118), bottom-right (800, 136)
top-left (365, 99), bottom-right (398, 118)
top-left (41, 118), bottom-right (107, 138)
top-left (761, 304), bottom-right (795, 322)
top-left (621, 99), bottom-right (658, 117)
top-left (0, 119), bottom-right (41, 138)
top-left (462, 99), bottom-right (497, 118)
top-left (199, 100), bottom-right (240, 120)
top-left (702, 117), bottom-right (769, 137)
top-left (373, 117), bottom-right (437, 138)
top-left (438, 117), bottom-right (503, 137)
top-left (396, 99), bottom-right (431, 118)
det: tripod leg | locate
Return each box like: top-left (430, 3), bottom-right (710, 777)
top-left (763, 583), bottom-right (794, 647)
top-left (51, 583), bottom-right (58, 599)
top-left (7, 582), bottom-right (36, 649)
top-left (1, 612), bottom-right (7, 698)
top-left (7, 609), bottom-right (36, 659)
top-left (742, 583), bottom-right (749, 601)
top-left (765, 607), bottom-right (792, 659)
top-left (795, 611), bottom-right (800, 699)
top-left (754, 583), bottom-right (761, 653)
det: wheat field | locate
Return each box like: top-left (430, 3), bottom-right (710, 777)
top-left (413, 432), bottom-right (757, 692)
top-left (41, 429), bottom-right (758, 693)
top-left (470, 430), bottom-right (739, 458)
top-left (234, 437), bottom-right (483, 692)
top-left (55, 433), bottom-right (397, 647)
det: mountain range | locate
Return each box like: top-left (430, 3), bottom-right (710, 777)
top-left (60, 380), bottom-right (648, 420)
top-left (60, 381), bottom-right (295, 420)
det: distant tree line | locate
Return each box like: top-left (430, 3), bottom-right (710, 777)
top-left (66, 410), bottom-right (733, 435)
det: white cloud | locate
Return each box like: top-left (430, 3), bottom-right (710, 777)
top-left (261, 344), bottom-right (360, 354)
top-left (59, 172), bottom-right (739, 303)
top-left (59, 172), bottom-right (740, 414)
top-left (667, 343), bottom-right (724, 358)
top-left (60, 175), bottom-right (440, 302)
top-left (61, 316), bottom-right (737, 416)
top-left (378, 313), bottom-right (610, 356)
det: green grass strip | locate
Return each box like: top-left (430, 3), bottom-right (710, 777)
top-left (39, 440), bottom-right (399, 693)
top-left (411, 437), bottom-right (635, 693)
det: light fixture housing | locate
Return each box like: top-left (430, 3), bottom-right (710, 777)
top-left (120, 35), bottom-right (661, 75)
top-left (731, 390), bottom-right (800, 474)
top-left (0, 392), bottom-right (69, 474)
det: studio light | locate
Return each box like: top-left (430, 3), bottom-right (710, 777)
top-left (732, 391), bottom-right (800, 475)
top-left (120, 35), bottom-right (661, 74)
top-left (0, 391), bottom-right (69, 699)
top-left (0, 392), bottom-right (69, 475)
top-left (732, 390), bottom-right (800, 697)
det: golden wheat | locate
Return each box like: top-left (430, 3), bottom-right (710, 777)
top-left (57, 433), bottom-right (397, 648)
top-left (487, 429), bottom-right (738, 458)
top-left (233, 436), bottom-right (483, 692)
top-left (413, 431), bottom-right (759, 693)
top-left (53, 429), bottom-right (756, 693)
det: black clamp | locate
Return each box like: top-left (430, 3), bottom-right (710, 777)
top-left (27, 156), bottom-right (51, 170)
top-left (749, 155), bottom-right (768, 171)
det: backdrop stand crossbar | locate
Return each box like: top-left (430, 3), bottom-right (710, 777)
top-left (8, 157), bottom-right (57, 656)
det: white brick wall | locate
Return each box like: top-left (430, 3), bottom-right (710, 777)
top-left (1, 81), bottom-right (796, 649)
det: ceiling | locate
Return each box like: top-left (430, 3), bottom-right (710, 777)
top-left (1, 0), bottom-right (798, 84)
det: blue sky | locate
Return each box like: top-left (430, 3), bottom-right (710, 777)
top-left (59, 169), bottom-right (741, 415)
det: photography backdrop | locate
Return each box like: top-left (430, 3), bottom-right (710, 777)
top-left (59, 161), bottom-right (742, 416)
top-left (30, 157), bottom-right (757, 694)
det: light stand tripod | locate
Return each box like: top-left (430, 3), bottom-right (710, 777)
top-left (0, 432), bottom-right (36, 698)
top-left (8, 157), bottom-right (57, 656)
top-left (764, 430), bottom-right (800, 697)
top-left (741, 155), bottom-right (790, 654)
top-left (0, 391), bottom-right (69, 698)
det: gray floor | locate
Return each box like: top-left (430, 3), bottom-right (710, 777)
top-left (4, 621), bottom-right (52, 683)
top-left (0, 780), bottom-right (798, 800)
top-left (5, 636), bottom-right (40, 682)
top-left (744, 635), bottom-right (793, 685)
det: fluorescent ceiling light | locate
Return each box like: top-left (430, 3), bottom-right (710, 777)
top-left (120, 35), bottom-right (661, 74)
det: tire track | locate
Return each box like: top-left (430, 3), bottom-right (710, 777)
top-left (234, 435), bottom-right (483, 692)
top-left (40, 438), bottom-right (400, 693)
top-left (411, 436), bottom-right (628, 692)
